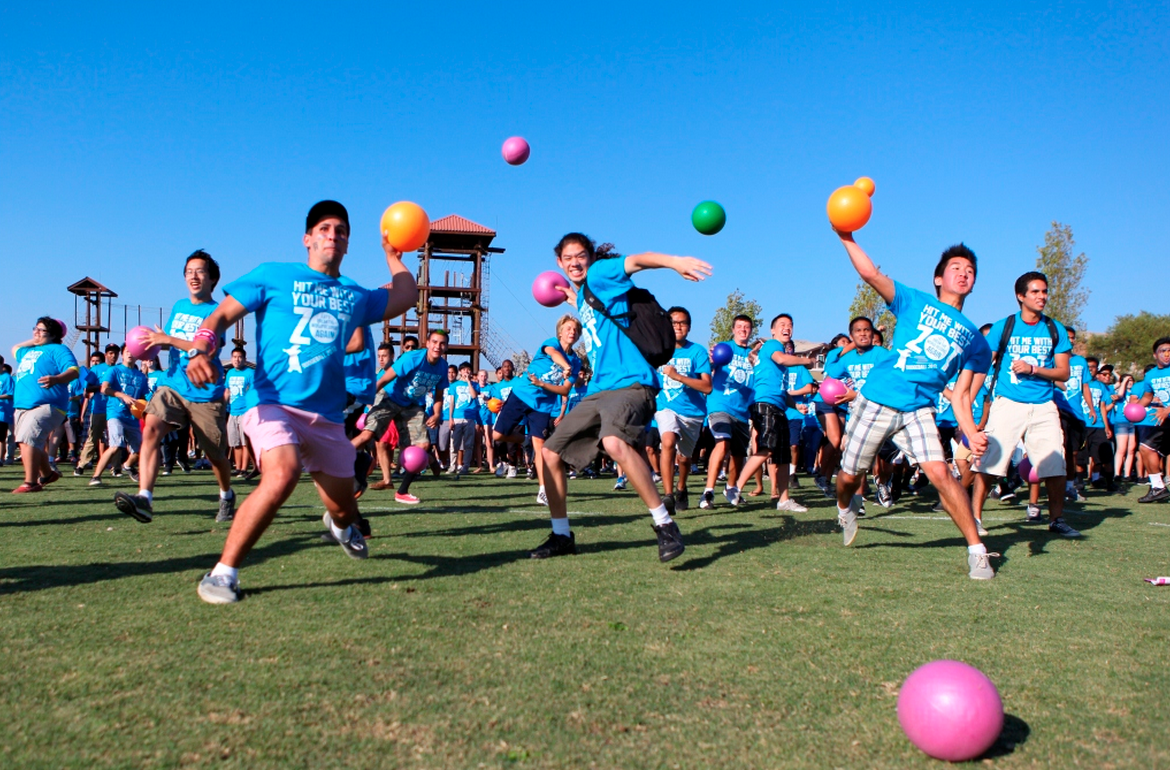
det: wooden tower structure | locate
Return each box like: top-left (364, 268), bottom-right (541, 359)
top-left (382, 214), bottom-right (504, 370)
top-left (68, 277), bottom-right (117, 361)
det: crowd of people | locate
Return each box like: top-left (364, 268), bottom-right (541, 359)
top-left (4, 200), bottom-right (1168, 604)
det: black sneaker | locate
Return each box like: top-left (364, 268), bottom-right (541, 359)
top-left (653, 521), bottom-right (685, 563)
top-left (127, 467), bottom-right (139, 483)
top-left (73, 465), bottom-right (85, 478)
top-left (1138, 486), bottom-right (1170, 504)
top-left (661, 494), bottom-right (676, 517)
top-left (529, 531), bottom-right (576, 559)
top-left (353, 452), bottom-right (372, 500)
top-left (178, 460), bottom-right (191, 474)
top-left (114, 492), bottom-right (153, 523)
top-left (243, 468), bottom-right (260, 481)
top-left (675, 488), bottom-right (690, 511)
top-left (999, 488), bottom-right (1017, 504)
top-left (790, 475), bottom-right (801, 489)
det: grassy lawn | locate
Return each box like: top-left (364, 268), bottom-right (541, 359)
top-left (2, 462), bottom-right (1168, 769)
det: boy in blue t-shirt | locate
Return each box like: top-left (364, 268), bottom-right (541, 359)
top-left (185, 201), bottom-right (417, 604)
top-left (1135, 337), bottom-right (1170, 502)
top-left (493, 315), bottom-right (582, 504)
top-left (357, 329), bottom-right (449, 504)
top-left (223, 347), bottom-right (256, 478)
top-left (89, 345), bottom-right (148, 484)
top-left (652, 306), bottom-right (712, 511)
top-left (76, 345), bottom-right (118, 474)
top-left (0, 360), bottom-right (13, 465)
top-left (448, 362), bottom-right (483, 477)
top-left (972, 271), bottom-right (1081, 538)
top-left (833, 232), bottom-right (994, 580)
top-left (10, 317), bottom-right (80, 491)
top-left (113, 250), bottom-right (237, 526)
top-left (537, 233), bottom-right (712, 563)
top-left (699, 315), bottom-right (757, 510)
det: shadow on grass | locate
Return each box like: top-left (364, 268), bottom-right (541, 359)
top-left (672, 515), bottom-right (840, 571)
top-left (984, 713), bottom-right (1030, 758)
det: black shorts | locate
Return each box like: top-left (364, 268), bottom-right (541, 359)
top-left (749, 402), bottom-right (791, 465)
top-left (1138, 424), bottom-right (1170, 457)
top-left (645, 425), bottom-right (661, 449)
top-left (1084, 427), bottom-right (1113, 464)
top-left (495, 392), bottom-right (552, 441)
top-left (938, 425), bottom-right (957, 461)
top-left (787, 418), bottom-right (803, 448)
top-left (1060, 410), bottom-right (1086, 464)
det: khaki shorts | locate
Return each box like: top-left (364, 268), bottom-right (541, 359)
top-left (144, 386), bottom-right (228, 464)
top-left (977, 396), bottom-right (1065, 478)
top-left (365, 400), bottom-right (429, 448)
top-left (544, 385), bottom-right (657, 471)
top-left (15, 405), bottom-right (66, 446)
top-left (654, 409), bottom-right (703, 458)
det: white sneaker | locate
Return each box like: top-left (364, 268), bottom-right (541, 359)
top-left (506, 464), bottom-right (517, 479)
top-left (723, 486), bottom-right (741, 506)
top-left (495, 464), bottom-right (507, 478)
top-left (651, 472), bottom-right (662, 484)
top-left (975, 518), bottom-right (989, 537)
top-left (536, 489), bottom-right (548, 506)
top-left (776, 498), bottom-right (808, 512)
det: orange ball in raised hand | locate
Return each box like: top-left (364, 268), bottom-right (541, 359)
top-left (381, 201), bottom-right (430, 252)
top-left (853, 176), bottom-right (876, 197)
top-left (827, 185), bottom-right (873, 233)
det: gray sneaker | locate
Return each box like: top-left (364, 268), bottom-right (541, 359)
top-left (975, 518), bottom-right (989, 537)
top-left (323, 512), bottom-right (369, 559)
top-left (197, 572), bottom-right (242, 604)
top-left (216, 493), bottom-right (236, 523)
top-left (1024, 504), bottom-right (1044, 524)
top-left (114, 492), bottom-right (153, 523)
top-left (776, 498), bottom-right (808, 513)
top-left (1048, 518), bottom-right (1081, 538)
top-left (724, 486), bottom-right (742, 507)
top-left (968, 551), bottom-right (998, 580)
top-left (839, 504), bottom-right (859, 546)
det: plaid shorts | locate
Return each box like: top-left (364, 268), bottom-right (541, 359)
top-left (840, 394), bottom-right (945, 476)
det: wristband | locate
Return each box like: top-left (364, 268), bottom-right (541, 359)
top-left (194, 328), bottom-right (219, 354)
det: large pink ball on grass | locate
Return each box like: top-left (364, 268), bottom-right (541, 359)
top-left (125, 325), bottom-right (160, 360)
top-left (401, 445), bottom-right (429, 474)
top-left (532, 271), bottom-right (570, 307)
top-left (897, 660), bottom-right (1004, 762)
top-left (501, 136), bottom-right (530, 165)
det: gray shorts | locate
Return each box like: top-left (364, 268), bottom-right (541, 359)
top-left (544, 384), bottom-right (657, 471)
top-left (654, 409), bottom-right (703, 457)
top-left (451, 419), bottom-right (475, 456)
top-left (14, 405), bottom-right (66, 447)
top-left (108, 417), bottom-right (142, 453)
top-left (708, 411), bottom-right (752, 456)
top-left (227, 413), bottom-right (246, 448)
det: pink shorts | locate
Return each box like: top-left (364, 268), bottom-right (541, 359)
top-left (240, 404), bottom-right (356, 478)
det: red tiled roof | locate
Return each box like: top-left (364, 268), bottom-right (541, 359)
top-left (429, 214), bottom-right (495, 236)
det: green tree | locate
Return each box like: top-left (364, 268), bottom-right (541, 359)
top-left (1035, 221), bottom-right (1089, 330)
top-left (708, 290), bottom-right (762, 345)
top-left (847, 279), bottom-right (895, 346)
top-left (1085, 312), bottom-right (1170, 376)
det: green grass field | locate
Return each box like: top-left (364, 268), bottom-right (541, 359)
top-left (2, 462), bottom-right (1168, 769)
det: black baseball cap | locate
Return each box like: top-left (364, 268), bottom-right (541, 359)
top-left (306, 200), bottom-right (349, 233)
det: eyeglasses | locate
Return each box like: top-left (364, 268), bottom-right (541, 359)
top-left (185, 269), bottom-right (209, 278)
top-left (33, 326), bottom-right (50, 334)
top-left (671, 321), bottom-right (690, 327)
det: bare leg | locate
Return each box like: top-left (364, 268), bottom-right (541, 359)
top-left (218, 445), bottom-right (301, 568)
top-left (659, 431), bottom-right (679, 495)
top-left (922, 461), bottom-right (981, 546)
top-left (602, 435), bottom-right (662, 510)
top-left (541, 445), bottom-right (569, 522)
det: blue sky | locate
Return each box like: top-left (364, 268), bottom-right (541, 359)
top-left (3, 2), bottom-right (1166, 363)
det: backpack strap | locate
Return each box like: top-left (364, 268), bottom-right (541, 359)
top-left (987, 314), bottom-right (1017, 396)
top-left (582, 279), bottom-right (632, 327)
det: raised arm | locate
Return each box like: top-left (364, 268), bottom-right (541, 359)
top-left (623, 253), bottom-right (712, 282)
top-left (836, 232), bottom-right (895, 305)
top-left (380, 237), bottom-right (419, 320)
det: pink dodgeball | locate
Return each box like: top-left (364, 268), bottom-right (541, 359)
top-left (897, 660), bottom-right (1004, 762)
top-left (501, 136), bottom-right (530, 165)
top-left (401, 445), bottom-right (429, 474)
top-left (532, 271), bottom-right (570, 307)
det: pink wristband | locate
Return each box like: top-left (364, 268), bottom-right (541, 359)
top-left (194, 328), bottom-right (219, 353)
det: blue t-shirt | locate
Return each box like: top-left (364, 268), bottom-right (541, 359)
top-left (972, 381), bottom-right (990, 424)
top-left (450, 380), bottom-right (480, 421)
top-left (707, 341), bottom-right (754, 421)
top-left (563, 383), bottom-right (588, 414)
top-left (146, 369), bottom-right (164, 397)
top-left (104, 364), bottom-right (148, 421)
top-left (67, 375), bottom-right (87, 418)
top-left (225, 367), bottom-right (255, 416)
top-left (88, 362), bottom-right (112, 415)
top-left (385, 349), bottom-right (448, 408)
top-left (813, 348), bottom-right (847, 405)
top-left (826, 346), bottom-right (895, 412)
top-left (1055, 355), bottom-right (1091, 421)
top-left (936, 374), bottom-right (959, 428)
top-left (1134, 365), bottom-right (1170, 426)
top-left (1086, 381), bottom-right (1112, 429)
top-left (163, 297), bottom-right (226, 403)
top-left (223, 262), bottom-right (390, 423)
top-left (577, 257), bottom-right (660, 393)
top-left (860, 282), bottom-right (991, 412)
top-left (0, 372), bottom-right (16, 424)
top-left (752, 339), bottom-right (790, 409)
top-left (14, 344), bottom-right (79, 412)
top-left (476, 382), bottom-right (495, 424)
top-left (343, 326), bottom-right (377, 402)
top-left (656, 341), bottom-right (711, 420)
top-left (491, 378), bottom-right (517, 404)
top-left (784, 366), bottom-right (814, 421)
top-left (985, 313), bottom-right (1072, 404)
top-left (513, 338), bottom-right (583, 414)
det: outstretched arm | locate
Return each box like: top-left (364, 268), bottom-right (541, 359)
top-left (380, 237), bottom-right (419, 320)
top-left (836, 232), bottom-right (895, 305)
top-left (623, 253), bottom-right (712, 282)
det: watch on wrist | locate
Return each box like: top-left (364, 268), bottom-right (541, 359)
top-left (186, 347), bottom-right (206, 359)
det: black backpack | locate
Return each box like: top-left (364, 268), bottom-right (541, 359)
top-left (581, 281), bottom-right (676, 368)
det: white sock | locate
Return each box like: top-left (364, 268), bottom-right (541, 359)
top-left (551, 517), bottom-right (571, 536)
top-left (968, 543), bottom-right (987, 555)
top-left (220, 489), bottom-right (233, 500)
top-left (789, 463), bottom-right (796, 475)
top-left (704, 487), bottom-right (714, 495)
top-left (650, 504), bottom-right (671, 527)
top-left (329, 518), bottom-right (351, 543)
top-left (1151, 473), bottom-right (1165, 490)
top-left (210, 562), bottom-right (238, 581)
top-left (838, 506), bottom-right (852, 518)
top-left (539, 485), bottom-right (545, 494)
top-left (138, 489), bottom-right (153, 502)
